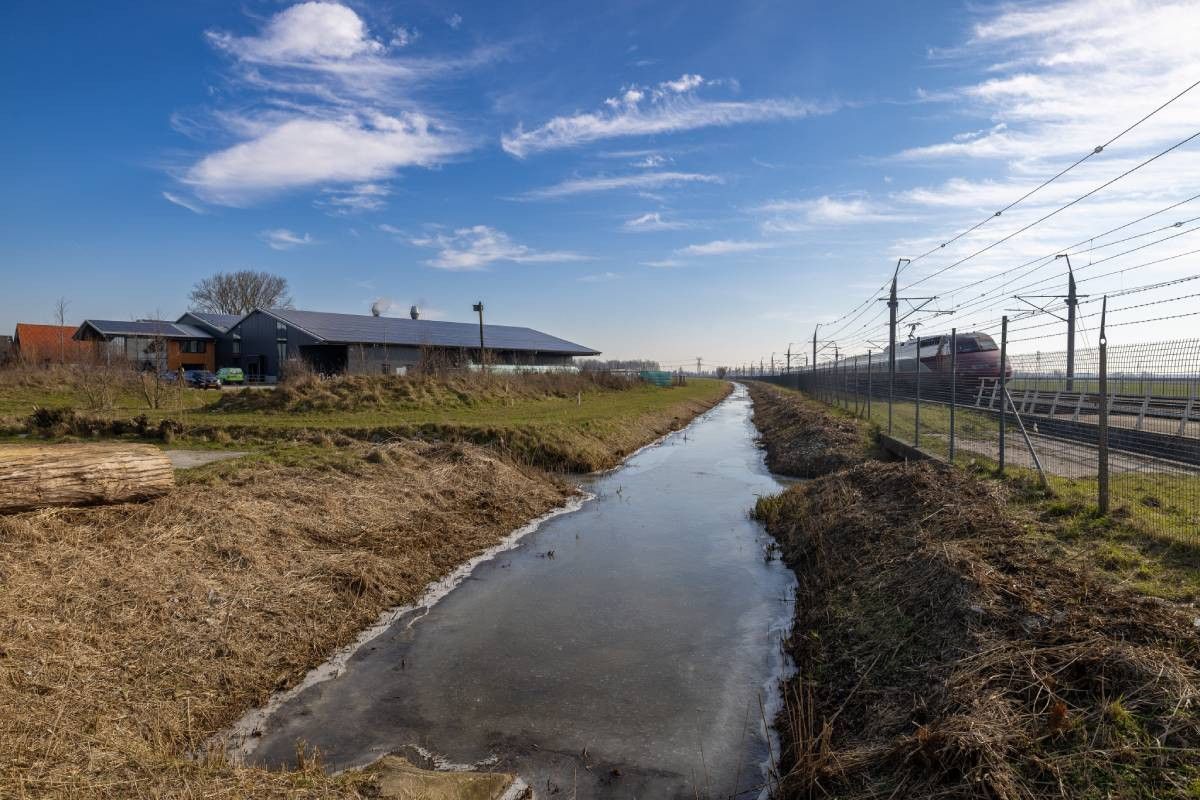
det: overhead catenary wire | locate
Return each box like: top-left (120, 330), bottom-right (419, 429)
top-left (899, 126), bottom-right (1200, 294)
top-left (816, 78), bottom-right (1200, 342)
top-left (901, 225), bottom-right (1200, 334)
top-left (824, 195), bottom-right (1200, 350)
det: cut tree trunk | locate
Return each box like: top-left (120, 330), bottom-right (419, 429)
top-left (0, 443), bottom-right (174, 513)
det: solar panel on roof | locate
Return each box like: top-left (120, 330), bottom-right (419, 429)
top-left (81, 320), bottom-right (214, 339)
top-left (264, 308), bottom-right (599, 355)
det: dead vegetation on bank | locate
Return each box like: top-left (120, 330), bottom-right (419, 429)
top-left (209, 370), bottom-right (636, 415)
top-left (13, 373), bottom-right (730, 473)
top-left (749, 386), bottom-right (1200, 799)
top-left (745, 382), bottom-right (870, 477)
top-left (0, 440), bottom-right (569, 798)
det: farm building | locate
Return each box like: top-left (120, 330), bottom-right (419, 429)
top-left (73, 319), bottom-right (216, 372)
top-left (226, 308), bottom-right (600, 379)
top-left (175, 311), bottom-right (244, 369)
top-left (12, 323), bottom-right (94, 365)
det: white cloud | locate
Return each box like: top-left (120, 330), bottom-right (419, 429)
top-left (520, 171), bottom-right (721, 200)
top-left (502, 74), bottom-right (825, 157)
top-left (208, 2), bottom-right (383, 63)
top-left (410, 225), bottom-right (589, 270)
top-left (632, 154), bottom-right (668, 168)
top-left (622, 212), bottom-right (688, 232)
top-left (642, 258), bottom-right (685, 268)
top-left (676, 239), bottom-right (777, 256)
top-left (318, 182), bottom-right (391, 213)
top-left (579, 271), bottom-right (620, 282)
top-left (898, 0), bottom-right (1200, 164)
top-left (446, 13), bottom-right (463, 29)
top-left (260, 228), bottom-right (315, 250)
top-left (661, 73), bottom-right (705, 93)
top-left (378, 223), bottom-right (404, 235)
top-left (178, 3), bottom-right (492, 206)
top-left (391, 25), bottom-right (417, 48)
top-left (184, 113), bottom-right (466, 205)
top-left (162, 191), bottom-right (205, 214)
top-left (757, 195), bottom-right (908, 231)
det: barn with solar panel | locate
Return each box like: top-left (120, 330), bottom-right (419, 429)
top-left (225, 307), bottom-right (599, 380)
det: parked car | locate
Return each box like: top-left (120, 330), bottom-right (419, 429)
top-left (157, 370), bottom-right (180, 383)
top-left (216, 367), bottom-right (245, 385)
top-left (183, 370), bottom-right (222, 390)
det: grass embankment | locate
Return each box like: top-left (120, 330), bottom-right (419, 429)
top-left (4, 370), bottom-right (731, 472)
top-left (0, 373), bottom-right (731, 798)
top-left (745, 382), bottom-right (1200, 798)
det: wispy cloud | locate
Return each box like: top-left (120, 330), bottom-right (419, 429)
top-left (185, 113), bottom-right (467, 206)
top-left (317, 182), bottom-right (391, 214)
top-left (162, 191), bottom-right (206, 214)
top-left (502, 73), bottom-right (826, 157)
top-left (260, 228), bottom-right (314, 250)
top-left (520, 171), bottom-right (721, 200)
top-left (622, 211), bottom-right (688, 232)
top-left (578, 271), bottom-right (620, 282)
top-left (178, 3), bottom-right (492, 205)
top-left (677, 239), bottom-right (776, 256)
top-left (757, 195), bottom-right (908, 232)
top-left (410, 225), bottom-right (589, 270)
top-left (642, 258), bottom-right (685, 268)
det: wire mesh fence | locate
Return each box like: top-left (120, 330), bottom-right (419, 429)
top-left (747, 328), bottom-right (1200, 546)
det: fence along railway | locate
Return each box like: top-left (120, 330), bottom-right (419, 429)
top-left (747, 327), bottom-right (1200, 544)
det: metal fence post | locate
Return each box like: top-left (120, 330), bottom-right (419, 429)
top-left (999, 316), bottom-right (1008, 475)
top-left (950, 328), bottom-right (957, 464)
top-left (866, 351), bottom-right (873, 422)
top-left (1098, 298), bottom-right (1110, 514)
top-left (914, 338), bottom-right (921, 448)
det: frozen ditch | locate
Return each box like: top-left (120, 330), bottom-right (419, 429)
top-left (242, 385), bottom-right (796, 799)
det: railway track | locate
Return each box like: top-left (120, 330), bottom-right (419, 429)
top-left (762, 374), bottom-right (1200, 470)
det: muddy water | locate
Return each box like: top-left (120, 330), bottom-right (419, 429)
top-left (250, 385), bottom-right (795, 798)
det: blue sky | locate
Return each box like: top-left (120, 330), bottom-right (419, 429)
top-left (3, 0), bottom-right (1199, 368)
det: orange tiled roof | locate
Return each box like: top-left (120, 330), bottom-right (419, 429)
top-left (13, 323), bottom-right (93, 361)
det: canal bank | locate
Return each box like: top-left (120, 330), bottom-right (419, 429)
top-left (236, 385), bottom-right (796, 799)
top-left (745, 381), bottom-right (1200, 799)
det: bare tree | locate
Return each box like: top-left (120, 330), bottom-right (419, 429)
top-left (54, 297), bottom-right (70, 363)
top-left (189, 270), bottom-right (293, 315)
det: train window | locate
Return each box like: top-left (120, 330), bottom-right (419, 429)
top-left (957, 335), bottom-right (998, 353)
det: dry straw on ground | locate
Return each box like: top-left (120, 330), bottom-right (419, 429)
top-left (0, 439), bottom-right (569, 798)
top-left (751, 389), bottom-right (1200, 799)
top-left (745, 382), bottom-right (868, 477)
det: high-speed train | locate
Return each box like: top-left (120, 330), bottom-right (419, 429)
top-left (842, 331), bottom-right (1011, 378)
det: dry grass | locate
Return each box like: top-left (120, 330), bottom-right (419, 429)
top-left (750, 397), bottom-right (1200, 798)
top-left (0, 440), bottom-right (570, 798)
top-left (211, 370), bottom-right (637, 415)
top-left (744, 382), bottom-right (873, 477)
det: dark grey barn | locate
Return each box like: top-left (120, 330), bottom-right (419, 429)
top-left (225, 308), bottom-right (599, 379)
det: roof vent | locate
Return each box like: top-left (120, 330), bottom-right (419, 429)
top-left (410, 305), bottom-right (419, 320)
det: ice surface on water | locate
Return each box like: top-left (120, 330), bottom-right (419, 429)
top-left (248, 386), bottom-right (796, 799)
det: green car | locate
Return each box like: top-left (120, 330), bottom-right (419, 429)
top-left (216, 367), bottom-right (245, 385)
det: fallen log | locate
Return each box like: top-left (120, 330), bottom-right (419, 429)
top-left (0, 443), bottom-right (174, 513)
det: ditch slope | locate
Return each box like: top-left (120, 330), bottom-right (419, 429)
top-left (0, 379), bottom-right (731, 798)
top-left (745, 381), bottom-right (1200, 799)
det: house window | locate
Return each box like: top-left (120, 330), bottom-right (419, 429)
top-left (231, 337), bottom-right (241, 355)
top-left (276, 321), bottom-right (287, 340)
top-left (277, 341), bottom-right (288, 366)
top-left (181, 340), bottom-right (206, 354)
